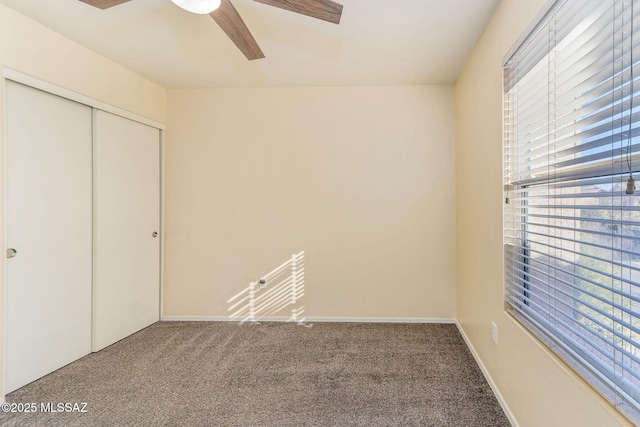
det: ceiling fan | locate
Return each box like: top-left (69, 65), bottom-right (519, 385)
top-left (79, 0), bottom-right (343, 60)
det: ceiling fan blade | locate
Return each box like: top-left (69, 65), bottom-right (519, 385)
top-left (253, 0), bottom-right (342, 25)
top-left (78, 0), bottom-right (132, 9)
top-left (210, 0), bottom-right (265, 61)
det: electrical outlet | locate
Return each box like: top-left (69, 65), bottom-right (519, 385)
top-left (491, 322), bottom-right (499, 345)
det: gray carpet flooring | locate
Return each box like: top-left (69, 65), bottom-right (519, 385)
top-left (1, 322), bottom-right (509, 426)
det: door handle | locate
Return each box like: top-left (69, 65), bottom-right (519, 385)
top-left (152, 232), bottom-right (158, 238)
top-left (6, 248), bottom-right (17, 259)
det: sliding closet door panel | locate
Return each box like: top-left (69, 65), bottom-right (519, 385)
top-left (93, 110), bottom-right (160, 351)
top-left (5, 81), bottom-right (92, 393)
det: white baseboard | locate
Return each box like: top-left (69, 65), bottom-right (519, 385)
top-left (161, 315), bottom-right (456, 324)
top-left (161, 316), bottom-right (240, 322)
top-left (455, 321), bottom-right (518, 427)
top-left (308, 317), bottom-right (455, 324)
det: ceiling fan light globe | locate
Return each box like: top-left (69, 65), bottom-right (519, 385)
top-left (171, 0), bottom-right (221, 14)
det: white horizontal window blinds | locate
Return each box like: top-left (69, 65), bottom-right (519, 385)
top-left (504, 0), bottom-right (640, 422)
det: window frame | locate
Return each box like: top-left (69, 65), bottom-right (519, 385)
top-left (503, 0), bottom-right (640, 423)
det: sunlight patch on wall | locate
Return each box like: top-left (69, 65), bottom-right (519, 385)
top-left (227, 251), bottom-right (309, 326)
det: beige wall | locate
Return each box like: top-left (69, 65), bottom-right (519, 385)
top-left (0, 4), bottom-right (167, 399)
top-left (455, 0), bottom-right (632, 425)
top-left (164, 86), bottom-right (456, 320)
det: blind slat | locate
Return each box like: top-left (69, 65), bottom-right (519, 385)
top-left (506, 242), bottom-right (640, 301)
top-left (505, 276), bottom-right (640, 367)
top-left (506, 251), bottom-right (640, 323)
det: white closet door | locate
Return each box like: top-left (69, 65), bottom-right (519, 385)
top-left (93, 110), bottom-right (160, 351)
top-left (5, 81), bottom-right (93, 393)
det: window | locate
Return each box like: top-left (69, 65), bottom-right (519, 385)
top-left (504, 0), bottom-right (640, 422)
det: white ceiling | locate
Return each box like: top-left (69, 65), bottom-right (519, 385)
top-left (0, 0), bottom-right (500, 88)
